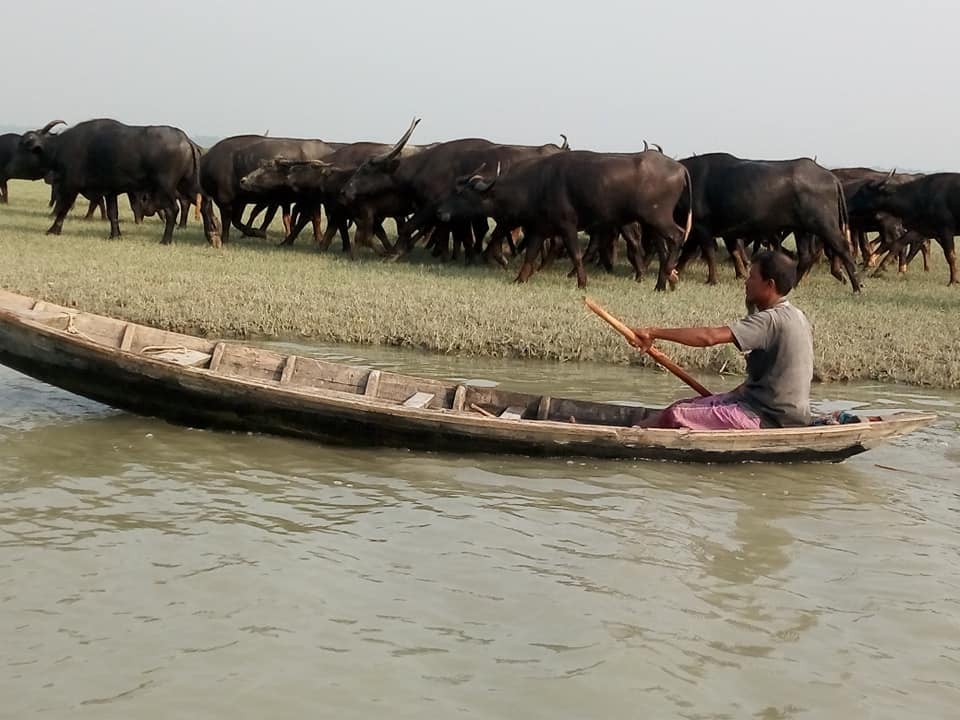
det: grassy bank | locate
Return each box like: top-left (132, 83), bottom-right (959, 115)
top-left (1, 180), bottom-right (957, 388)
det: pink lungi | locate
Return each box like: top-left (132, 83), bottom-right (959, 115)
top-left (657, 391), bottom-right (761, 430)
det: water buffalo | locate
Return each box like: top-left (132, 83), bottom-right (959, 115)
top-left (1, 123), bottom-right (66, 203)
top-left (675, 153), bottom-right (860, 292)
top-left (200, 134), bottom-right (344, 244)
top-left (435, 149), bottom-right (692, 289)
top-left (9, 118), bottom-right (214, 245)
top-left (832, 167), bottom-right (922, 268)
top-left (343, 119), bottom-right (570, 265)
top-left (847, 172), bottom-right (960, 285)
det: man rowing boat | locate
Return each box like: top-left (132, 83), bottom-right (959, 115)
top-left (631, 251), bottom-right (813, 430)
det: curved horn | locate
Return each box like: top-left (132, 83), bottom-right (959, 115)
top-left (456, 163), bottom-right (488, 188)
top-left (643, 140), bottom-right (649, 152)
top-left (559, 133), bottom-right (569, 150)
top-left (470, 162), bottom-right (500, 193)
top-left (651, 143), bottom-right (663, 153)
top-left (39, 120), bottom-right (66, 134)
top-left (886, 168), bottom-right (896, 180)
top-left (373, 117), bottom-right (421, 165)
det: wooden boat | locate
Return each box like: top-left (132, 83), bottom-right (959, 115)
top-left (0, 289), bottom-right (937, 463)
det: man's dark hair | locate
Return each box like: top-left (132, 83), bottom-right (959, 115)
top-left (754, 250), bottom-right (797, 295)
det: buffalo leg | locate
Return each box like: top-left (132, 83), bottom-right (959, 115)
top-left (372, 220), bottom-right (394, 254)
top-left (515, 231), bottom-right (547, 284)
top-left (558, 228), bottom-right (586, 288)
top-left (430, 227), bottom-right (451, 260)
top-left (284, 211), bottom-right (312, 246)
top-left (856, 230), bottom-right (876, 268)
top-left (453, 220), bottom-right (474, 264)
top-left (178, 197), bottom-right (190, 228)
top-left (218, 203), bottom-right (234, 243)
top-left (621, 223), bottom-right (645, 281)
top-left (644, 216), bottom-right (685, 291)
top-left (157, 194), bottom-right (177, 244)
top-left (794, 233), bottom-right (817, 284)
top-left (724, 237), bottom-right (749, 278)
top-left (201, 196), bottom-right (222, 248)
top-left (702, 238), bottom-right (720, 285)
top-left (316, 210), bottom-right (341, 251)
top-left (816, 224), bottom-right (861, 292)
top-left (47, 191), bottom-right (77, 235)
top-left (0, 180), bottom-right (7, 204)
top-left (872, 230), bottom-right (915, 277)
top-left (250, 203), bottom-right (276, 234)
top-left (482, 224), bottom-right (510, 268)
top-left (310, 208), bottom-right (324, 245)
top-left (937, 232), bottom-right (958, 285)
top-left (104, 194), bottom-right (122, 239)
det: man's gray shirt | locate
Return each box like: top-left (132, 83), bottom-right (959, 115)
top-left (728, 301), bottom-right (813, 427)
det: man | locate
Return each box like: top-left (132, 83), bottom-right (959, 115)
top-left (631, 251), bottom-right (813, 430)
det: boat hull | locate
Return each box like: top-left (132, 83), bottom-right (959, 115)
top-left (0, 292), bottom-right (938, 463)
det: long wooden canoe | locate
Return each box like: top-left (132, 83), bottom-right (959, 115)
top-left (0, 289), bottom-right (937, 463)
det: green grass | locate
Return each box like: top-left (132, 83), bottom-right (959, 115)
top-left (1, 180), bottom-right (958, 388)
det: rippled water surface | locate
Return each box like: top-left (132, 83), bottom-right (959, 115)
top-left (1, 344), bottom-right (958, 719)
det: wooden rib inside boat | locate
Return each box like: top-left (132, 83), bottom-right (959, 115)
top-left (0, 289), bottom-right (938, 463)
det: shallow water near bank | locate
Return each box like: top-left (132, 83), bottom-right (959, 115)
top-left (1, 342), bottom-right (958, 719)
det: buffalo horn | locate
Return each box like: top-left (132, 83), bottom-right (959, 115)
top-left (457, 163), bottom-right (488, 188)
top-left (559, 133), bottom-right (569, 150)
top-left (471, 162), bottom-right (500, 192)
top-left (651, 143), bottom-right (663, 153)
top-left (39, 120), bottom-right (66, 134)
top-left (372, 117), bottom-right (421, 165)
top-left (643, 140), bottom-right (649, 151)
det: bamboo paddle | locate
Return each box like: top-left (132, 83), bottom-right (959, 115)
top-left (584, 297), bottom-right (712, 398)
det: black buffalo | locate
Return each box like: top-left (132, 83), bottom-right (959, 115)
top-left (832, 166), bottom-right (921, 269)
top-left (200, 134), bottom-right (344, 244)
top-left (9, 118), bottom-right (213, 245)
top-left (847, 172), bottom-right (960, 285)
top-left (435, 149), bottom-right (692, 289)
top-left (675, 153), bottom-right (860, 291)
top-left (343, 119), bottom-right (569, 265)
top-left (1, 122), bottom-right (66, 203)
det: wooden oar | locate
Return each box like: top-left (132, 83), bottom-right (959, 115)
top-left (584, 297), bottom-right (712, 398)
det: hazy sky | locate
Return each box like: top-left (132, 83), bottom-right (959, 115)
top-left (2, 0), bottom-right (954, 170)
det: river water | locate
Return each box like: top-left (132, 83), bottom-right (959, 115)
top-left (1, 343), bottom-right (958, 719)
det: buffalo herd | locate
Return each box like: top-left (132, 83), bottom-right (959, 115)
top-left (2, 118), bottom-right (957, 289)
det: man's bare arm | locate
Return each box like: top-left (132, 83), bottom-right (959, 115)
top-left (631, 326), bottom-right (736, 349)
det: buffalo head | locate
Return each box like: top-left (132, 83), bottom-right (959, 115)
top-left (437, 162), bottom-right (500, 223)
top-left (19, 119), bottom-right (66, 156)
top-left (846, 169), bottom-right (900, 216)
top-left (342, 117), bottom-right (419, 202)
